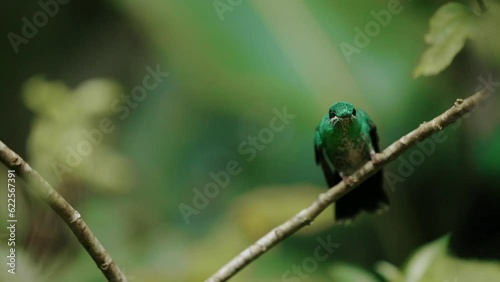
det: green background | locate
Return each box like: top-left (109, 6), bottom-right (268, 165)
top-left (0, 0), bottom-right (499, 281)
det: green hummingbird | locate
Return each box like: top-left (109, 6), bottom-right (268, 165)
top-left (314, 102), bottom-right (389, 221)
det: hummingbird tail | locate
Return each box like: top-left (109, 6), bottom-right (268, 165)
top-left (335, 170), bottom-right (389, 222)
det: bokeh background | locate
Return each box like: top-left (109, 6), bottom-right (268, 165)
top-left (0, 0), bottom-right (499, 281)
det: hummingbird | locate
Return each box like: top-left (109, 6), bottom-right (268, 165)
top-left (314, 102), bottom-right (389, 222)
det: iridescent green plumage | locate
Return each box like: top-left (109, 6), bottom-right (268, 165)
top-left (315, 102), bottom-right (389, 221)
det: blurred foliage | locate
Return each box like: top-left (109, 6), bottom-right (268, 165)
top-left (413, 3), bottom-right (475, 78)
top-left (227, 185), bottom-right (334, 237)
top-left (0, 0), bottom-right (499, 282)
top-left (380, 236), bottom-right (500, 282)
top-left (23, 77), bottom-right (134, 194)
top-left (414, 1), bottom-right (500, 78)
top-left (329, 262), bottom-right (381, 282)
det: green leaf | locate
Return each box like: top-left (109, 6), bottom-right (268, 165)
top-left (375, 261), bottom-right (403, 281)
top-left (413, 3), bottom-right (474, 78)
top-left (328, 262), bottom-right (381, 282)
top-left (394, 235), bottom-right (500, 282)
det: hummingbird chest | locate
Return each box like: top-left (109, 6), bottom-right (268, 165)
top-left (327, 135), bottom-right (370, 175)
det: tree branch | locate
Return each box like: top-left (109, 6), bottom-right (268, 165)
top-left (0, 142), bottom-right (128, 282)
top-left (206, 88), bottom-right (490, 282)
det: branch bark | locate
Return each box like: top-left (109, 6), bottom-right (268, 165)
top-left (206, 88), bottom-right (491, 282)
top-left (0, 142), bottom-right (128, 282)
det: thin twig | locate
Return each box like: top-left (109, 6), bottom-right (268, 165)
top-left (206, 88), bottom-right (490, 282)
top-left (0, 142), bottom-right (128, 282)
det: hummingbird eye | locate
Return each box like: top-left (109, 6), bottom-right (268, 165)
top-left (352, 109), bottom-right (357, 116)
top-left (329, 110), bottom-right (336, 119)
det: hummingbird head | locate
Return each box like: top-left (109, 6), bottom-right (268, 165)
top-left (328, 102), bottom-right (357, 127)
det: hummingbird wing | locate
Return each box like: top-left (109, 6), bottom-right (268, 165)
top-left (314, 127), bottom-right (342, 188)
top-left (366, 117), bottom-right (389, 208)
top-left (368, 118), bottom-right (380, 152)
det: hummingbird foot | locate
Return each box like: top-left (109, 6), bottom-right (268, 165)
top-left (339, 173), bottom-right (354, 186)
top-left (370, 151), bottom-right (381, 165)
